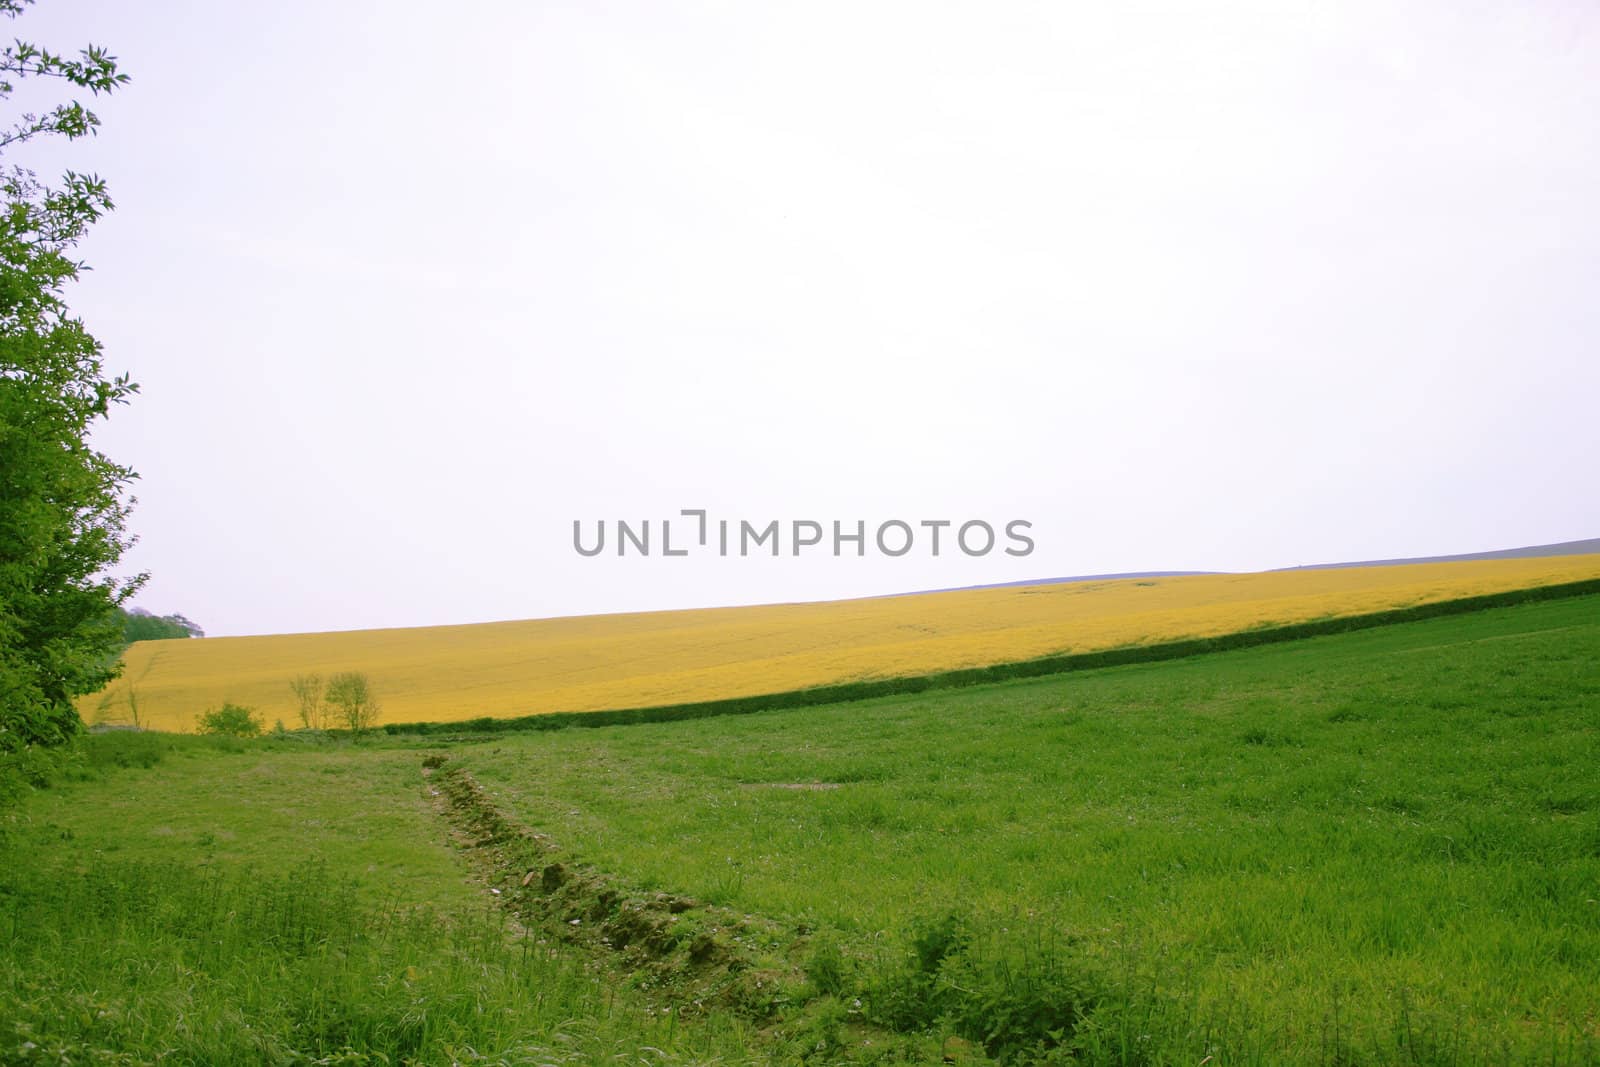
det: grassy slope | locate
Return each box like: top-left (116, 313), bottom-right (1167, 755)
top-left (9, 595), bottom-right (1599, 1064)
top-left (454, 594), bottom-right (1600, 1063)
top-left (0, 737), bottom-right (766, 1065)
top-left (85, 553), bottom-right (1600, 733)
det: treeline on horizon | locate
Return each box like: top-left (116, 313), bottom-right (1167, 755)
top-left (118, 608), bottom-right (203, 645)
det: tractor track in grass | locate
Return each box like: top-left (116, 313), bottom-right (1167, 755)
top-left (420, 754), bottom-right (914, 1058)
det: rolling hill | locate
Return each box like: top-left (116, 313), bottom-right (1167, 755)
top-left (84, 549), bottom-right (1600, 733)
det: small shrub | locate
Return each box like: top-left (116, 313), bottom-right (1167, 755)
top-left (938, 935), bottom-right (1101, 1062)
top-left (863, 913), bottom-right (1109, 1061)
top-left (863, 910), bottom-right (972, 1031)
top-left (911, 910), bottom-right (969, 974)
top-left (196, 703), bottom-right (262, 738)
top-left (805, 933), bottom-right (848, 996)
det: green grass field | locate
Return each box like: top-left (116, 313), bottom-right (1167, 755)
top-left (0, 737), bottom-right (769, 1065)
top-left (4, 595), bottom-right (1598, 1064)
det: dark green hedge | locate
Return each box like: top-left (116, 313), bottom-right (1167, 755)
top-left (381, 578), bottom-right (1600, 738)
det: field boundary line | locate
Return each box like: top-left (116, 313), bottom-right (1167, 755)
top-left (383, 577), bottom-right (1600, 737)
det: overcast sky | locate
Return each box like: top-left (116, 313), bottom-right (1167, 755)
top-left (16, 0), bottom-right (1600, 636)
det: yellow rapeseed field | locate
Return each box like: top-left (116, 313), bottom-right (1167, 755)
top-left (83, 554), bottom-right (1600, 733)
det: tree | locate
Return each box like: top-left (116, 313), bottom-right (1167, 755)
top-left (166, 612), bottom-right (203, 638)
top-left (196, 702), bottom-right (262, 738)
top-left (325, 672), bottom-right (379, 735)
top-left (0, 1), bottom-right (136, 753)
top-left (289, 673), bottom-right (325, 731)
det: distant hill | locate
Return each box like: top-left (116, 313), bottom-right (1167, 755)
top-left (903, 570), bottom-right (1219, 596)
top-left (941, 538), bottom-right (1600, 594)
top-left (1272, 537), bottom-right (1600, 571)
top-left (84, 553), bottom-right (1600, 733)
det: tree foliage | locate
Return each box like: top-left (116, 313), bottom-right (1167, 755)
top-left (195, 702), bottom-right (262, 738)
top-left (121, 608), bottom-right (203, 644)
top-left (0, 0), bottom-right (136, 752)
top-left (289, 673), bottom-right (325, 731)
top-left (326, 672), bottom-right (379, 735)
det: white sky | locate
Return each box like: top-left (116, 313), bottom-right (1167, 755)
top-left (16, 0), bottom-right (1600, 636)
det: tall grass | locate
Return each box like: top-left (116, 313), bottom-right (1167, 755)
top-left (0, 853), bottom-right (756, 1065)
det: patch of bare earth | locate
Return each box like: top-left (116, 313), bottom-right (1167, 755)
top-left (741, 781), bottom-right (844, 791)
